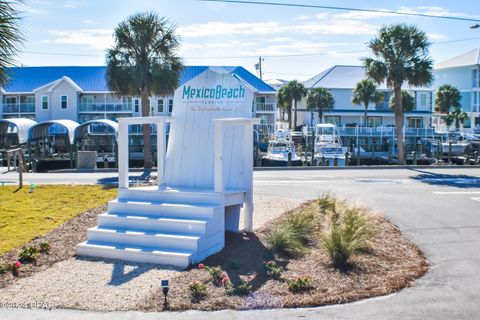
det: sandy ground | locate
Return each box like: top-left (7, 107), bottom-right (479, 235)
top-left (0, 195), bottom-right (301, 311)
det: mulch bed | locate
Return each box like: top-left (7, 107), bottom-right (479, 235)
top-left (138, 202), bottom-right (429, 311)
top-left (0, 205), bottom-right (106, 288)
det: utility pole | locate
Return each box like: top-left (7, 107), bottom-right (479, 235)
top-left (255, 56), bottom-right (264, 80)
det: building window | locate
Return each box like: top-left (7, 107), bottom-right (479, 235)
top-left (157, 99), bottom-right (164, 113)
top-left (60, 95), bottom-right (68, 109)
top-left (168, 99), bottom-right (173, 113)
top-left (5, 96), bottom-right (16, 104)
top-left (41, 96), bottom-right (49, 110)
top-left (367, 116), bottom-right (382, 127)
top-left (473, 69), bottom-right (479, 88)
top-left (134, 99), bottom-right (139, 113)
top-left (324, 116), bottom-right (341, 126)
top-left (419, 93), bottom-right (427, 107)
top-left (408, 117), bottom-right (423, 128)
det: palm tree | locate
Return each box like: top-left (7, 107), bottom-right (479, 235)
top-left (352, 79), bottom-right (383, 126)
top-left (284, 80), bottom-right (306, 129)
top-left (0, 0), bottom-right (24, 85)
top-left (389, 90), bottom-right (415, 112)
top-left (364, 24), bottom-right (433, 164)
top-left (306, 87), bottom-right (334, 124)
top-left (106, 12), bottom-right (183, 171)
top-left (446, 109), bottom-right (469, 130)
top-left (435, 84), bottom-right (461, 115)
top-left (277, 86), bottom-right (291, 122)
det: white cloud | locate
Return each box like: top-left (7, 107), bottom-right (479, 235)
top-left (178, 19), bottom-right (378, 38)
top-left (43, 29), bottom-right (113, 50)
top-left (64, 1), bottom-right (85, 9)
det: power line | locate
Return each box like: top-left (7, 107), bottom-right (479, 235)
top-left (20, 37), bottom-right (480, 60)
top-left (199, 0), bottom-right (480, 23)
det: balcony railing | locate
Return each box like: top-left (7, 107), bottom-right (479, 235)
top-left (255, 103), bottom-right (275, 112)
top-left (337, 127), bottom-right (436, 137)
top-left (79, 102), bottom-right (132, 113)
top-left (2, 103), bottom-right (35, 113)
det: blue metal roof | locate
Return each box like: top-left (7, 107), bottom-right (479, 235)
top-left (2, 66), bottom-right (276, 94)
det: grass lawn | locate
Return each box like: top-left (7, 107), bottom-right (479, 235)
top-left (0, 185), bottom-right (116, 255)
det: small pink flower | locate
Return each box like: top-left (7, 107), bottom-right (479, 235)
top-left (221, 271), bottom-right (228, 278)
top-left (221, 277), bottom-right (230, 286)
top-left (198, 263), bottom-right (204, 269)
top-left (13, 261), bottom-right (21, 269)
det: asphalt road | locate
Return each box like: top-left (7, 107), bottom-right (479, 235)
top-left (1, 167), bottom-right (480, 319)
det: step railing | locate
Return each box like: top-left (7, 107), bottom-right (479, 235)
top-left (117, 117), bottom-right (170, 189)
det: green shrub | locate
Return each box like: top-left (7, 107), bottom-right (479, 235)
top-left (288, 277), bottom-right (313, 292)
top-left (39, 241), bottom-right (50, 253)
top-left (234, 281), bottom-right (252, 296)
top-left (0, 262), bottom-right (10, 274)
top-left (321, 207), bottom-right (372, 268)
top-left (202, 265), bottom-right (224, 286)
top-left (189, 281), bottom-right (208, 300)
top-left (19, 246), bottom-right (39, 262)
top-left (264, 260), bottom-right (283, 279)
top-left (267, 226), bottom-right (306, 256)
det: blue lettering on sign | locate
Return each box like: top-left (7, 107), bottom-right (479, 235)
top-left (181, 85), bottom-right (246, 100)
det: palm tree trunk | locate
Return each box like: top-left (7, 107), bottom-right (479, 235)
top-left (317, 107), bottom-right (323, 124)
top-left (364, 106), bottom-right (368, 127)
top-left (393, 84), bottom-right (405, 164)
top-left (287, 105), bottom-right (292, 129)
top-left (293, 99), bottom-right (298, 129)
top-left (141, 89), bottom-right (153, 170)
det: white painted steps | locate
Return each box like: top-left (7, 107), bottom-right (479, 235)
top-left (75, 241), bottom-right (192, 268)
top-left (75, 187), bottom-right (233, 268)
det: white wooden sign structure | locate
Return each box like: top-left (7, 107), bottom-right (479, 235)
top-left (76, 68), bottom-right (259, 267)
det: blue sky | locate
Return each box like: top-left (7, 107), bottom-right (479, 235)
top-left (16, 0), bottom-right (480, 81)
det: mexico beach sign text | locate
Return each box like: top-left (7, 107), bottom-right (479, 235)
top-left (181, 84), bottom-right (246, 102)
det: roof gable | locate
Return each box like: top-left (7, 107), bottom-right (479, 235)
top-left (436, 48), bottom-right (480, 69)
top-left (33, 76), bottom-right (83, 93)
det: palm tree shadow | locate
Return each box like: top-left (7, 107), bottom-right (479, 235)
top-left (408, 168), bottom-right (480, 188)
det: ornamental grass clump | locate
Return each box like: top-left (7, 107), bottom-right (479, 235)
top-left (321, 206), bottom-right (373, 268)
top-left (267, 207), bottom-right (319, 256)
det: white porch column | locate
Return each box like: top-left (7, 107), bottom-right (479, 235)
top-left (118, 119), bottom-right (129, 189)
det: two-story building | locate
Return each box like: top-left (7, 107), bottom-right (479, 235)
top-left (296, 65), bottom-right (433, 128)
top-left (433, 48), bottom-right (480, 129)
top-left (0, 66), bottom-right (277, 132)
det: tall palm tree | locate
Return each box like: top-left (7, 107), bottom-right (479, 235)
top-left (435, 84), bottom-right (461, 115)
top-left (364, 24), bottom-right (433, 164)
top-left (0, 0), bottom-right (24, 85)
top-left (306, 87), bottom-right (334, 124)
top-left (389, 90), bottom-right (415, 112)
top-left (284, 80), bottom-right (306, 129)
top-left (277, 86), bottom-right (291, 122)
top-left (106, 12), bottom-right (183, 171)
top-left (446, 109), bottom-right (469, 130)
top-left (352, 79), bottom-right (383, 126)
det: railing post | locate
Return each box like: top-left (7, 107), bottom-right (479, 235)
top-left (214, 121), bottom-right (224, 193)
top-left (243, 122), bottom-right (254, 232)
top-left (118, 119), bottom-right (129, 189)
top-left (157, 119), bottom-right (166, 188)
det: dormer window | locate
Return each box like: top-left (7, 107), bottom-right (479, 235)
top-left (41, 96), bottom-right (49, 110)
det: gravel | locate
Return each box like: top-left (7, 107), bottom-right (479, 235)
top-left (0, 194), bottom-right (300, 311)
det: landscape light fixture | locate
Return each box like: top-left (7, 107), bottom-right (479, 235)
top-left (471, 24), bottom-right (480, 29)
top-left (161, 279), bottom-right (169, 310)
